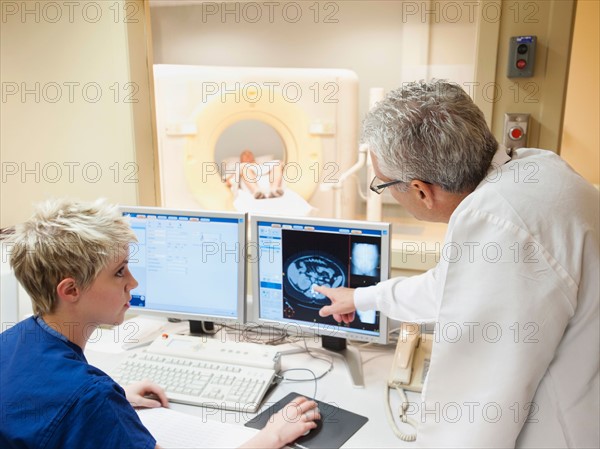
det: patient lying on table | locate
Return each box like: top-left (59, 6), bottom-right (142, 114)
top-left (222, 150), bottom-right (314, 216)
top-left (224, 149), bottom-right (285, 199)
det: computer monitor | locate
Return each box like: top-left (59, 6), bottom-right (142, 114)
top-left (250, 215), bottom-right (390, 386)
top-left (120, 206), bottom-right (246, 333)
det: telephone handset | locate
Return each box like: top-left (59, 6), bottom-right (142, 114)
top-left (385, 323), bottom-right (433, 442)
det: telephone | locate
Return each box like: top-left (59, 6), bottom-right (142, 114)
top-left (385, 322), bottom-right (433, 442)
top-left (119, 316), bottom-right (170, 350)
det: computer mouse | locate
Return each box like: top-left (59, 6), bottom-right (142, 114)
top-left (300, 419), bottom-right (321, 437)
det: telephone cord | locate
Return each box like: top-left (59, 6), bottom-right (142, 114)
top-left (384, 385), bottom-right (419, 442)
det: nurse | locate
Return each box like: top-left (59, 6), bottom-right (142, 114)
top-left (316, 80), bottom-right (599, 448)
top-left (0, 199), bottom-right (320, 449)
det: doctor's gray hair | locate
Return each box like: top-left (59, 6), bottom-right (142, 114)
top-left (362, 80), bottom-right (498, 193)
top-left (7, 198), bottom-right (136, 315)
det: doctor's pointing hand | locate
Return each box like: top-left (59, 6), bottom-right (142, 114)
top-left (314, 285), bottom-right (356, 324)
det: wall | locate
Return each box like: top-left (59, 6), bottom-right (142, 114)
top-left (488, 0), bottom-right (576, 151)
top-left (149, 0), bottom-right (479, 216)
top-left (150, 0), bottom-right (478, 133)
top-left (560, 0), bottom-right (600, 185)
top-left (0, 0), bottom-right (154, 228)
top-left (0, 0), bottom-right (584, 229)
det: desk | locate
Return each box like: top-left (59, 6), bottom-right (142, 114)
top-left (85, 329), bottom-right (417, 448)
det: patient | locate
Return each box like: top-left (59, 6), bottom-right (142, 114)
top-left (224, 149), bottom-right (284, 199)
top-left (0, 198), bottom-right (320, 449)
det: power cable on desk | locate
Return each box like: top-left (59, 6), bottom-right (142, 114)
top-left (300, 337), bottom-right (335, 371)
top-left (216, 325), bottom-right (346, 398)
top-left (277, 339), bottom-right (335, 400)
top-left (274, 368), bottom-right (319, 400)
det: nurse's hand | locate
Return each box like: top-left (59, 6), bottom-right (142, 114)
top-left (124, 380), bottom-right (169, 409)
top-left (315, 286), bottom-right (356, 324)
top-left (240, 396), bottom-right (320, 449)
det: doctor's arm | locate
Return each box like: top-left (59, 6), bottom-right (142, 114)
top-left (317, 266), bottom-right (440, 324)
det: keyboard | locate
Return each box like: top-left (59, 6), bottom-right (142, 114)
top-left (114, 351), bottom-right (276, 412)
top-left (113, 333), bottom-right (281, 412)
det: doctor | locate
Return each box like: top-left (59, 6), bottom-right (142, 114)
top-left (316, 80), bottom-right (599, 448)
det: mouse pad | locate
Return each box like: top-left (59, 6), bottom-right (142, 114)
top-left (245, 392), bottom-right (368, 449)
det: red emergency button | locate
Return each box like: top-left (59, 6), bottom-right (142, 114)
top-left (516, 59), bottom-right (527, 70)
top-left (509, 127), bottom-right (524, 140)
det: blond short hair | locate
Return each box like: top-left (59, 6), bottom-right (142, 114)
top-left (7, 199), bottom-right (136, 315)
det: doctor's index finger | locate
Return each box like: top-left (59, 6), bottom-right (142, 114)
top-left (312, 284), bottom-right (332, 296)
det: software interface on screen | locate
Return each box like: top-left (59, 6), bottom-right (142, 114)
top-left (123, 209), bottom-right (244, 322)
top-left (254, 218), bottom-right (389, 342)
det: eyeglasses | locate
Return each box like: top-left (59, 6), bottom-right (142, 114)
top-left (369, 176), bottom-right (406, 194)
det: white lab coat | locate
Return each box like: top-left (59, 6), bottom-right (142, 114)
top-left (356, 148), bottom-right (599, 448)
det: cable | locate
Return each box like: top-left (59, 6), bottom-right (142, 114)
top-left (384, 384), bottom-right (419, 442)
top-left (276, 368), bottom-right (320, 400)
top-left (221, 323), bottom-right (288, 345)
top-left (200, 321), bottom-right (219, 335)
top-left (275, 339), bottom-right (336, 400)
top-left (210, 324), bottom-right (338, 400)
top-left (300, 338), bottom-right (335, 369)
top-left (282, 340), bottom-right (335, 382)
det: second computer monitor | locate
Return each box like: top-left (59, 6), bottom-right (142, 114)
top-left (250, 215), bottom-right (390, 344)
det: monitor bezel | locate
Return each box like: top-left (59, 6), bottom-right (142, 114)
top-left (249, 214), bottom-right (390, 345)
top-left (119, 205), bottom-right (247, 326)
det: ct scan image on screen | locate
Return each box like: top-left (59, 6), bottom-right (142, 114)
top-left (281, 228), bottom-right (382, 334)
top-left (254, 217), bottom-right (389, 386)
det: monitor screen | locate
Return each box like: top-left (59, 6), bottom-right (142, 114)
top-left (250, 215), bottom-right (390, 344)
top-left (120, 206), bottom-right (246, 325)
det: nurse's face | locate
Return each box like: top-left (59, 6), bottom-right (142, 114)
top-left (79, 247), bottom-right (138, 326)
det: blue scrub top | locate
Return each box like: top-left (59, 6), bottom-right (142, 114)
top-left (0, 316), bottom-right (156, 449)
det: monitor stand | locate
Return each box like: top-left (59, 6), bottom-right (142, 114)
top-left (189, 320), bottom-right (215, 335)
top-left (321, 335), bottom-right (365, 388)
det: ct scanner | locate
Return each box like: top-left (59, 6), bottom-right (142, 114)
top-left (0, 69), bottom-right (445, 326)
top-left (153, 65), bottom-right (359, 218)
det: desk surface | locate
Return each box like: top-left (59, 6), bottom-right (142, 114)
top-left (85, 327), bottom-right (417, 448)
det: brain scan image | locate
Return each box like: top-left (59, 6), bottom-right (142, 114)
top-left (284, 254), bottom-right (346, 308)
top-left (351, 243), bottom-right (380, 277)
